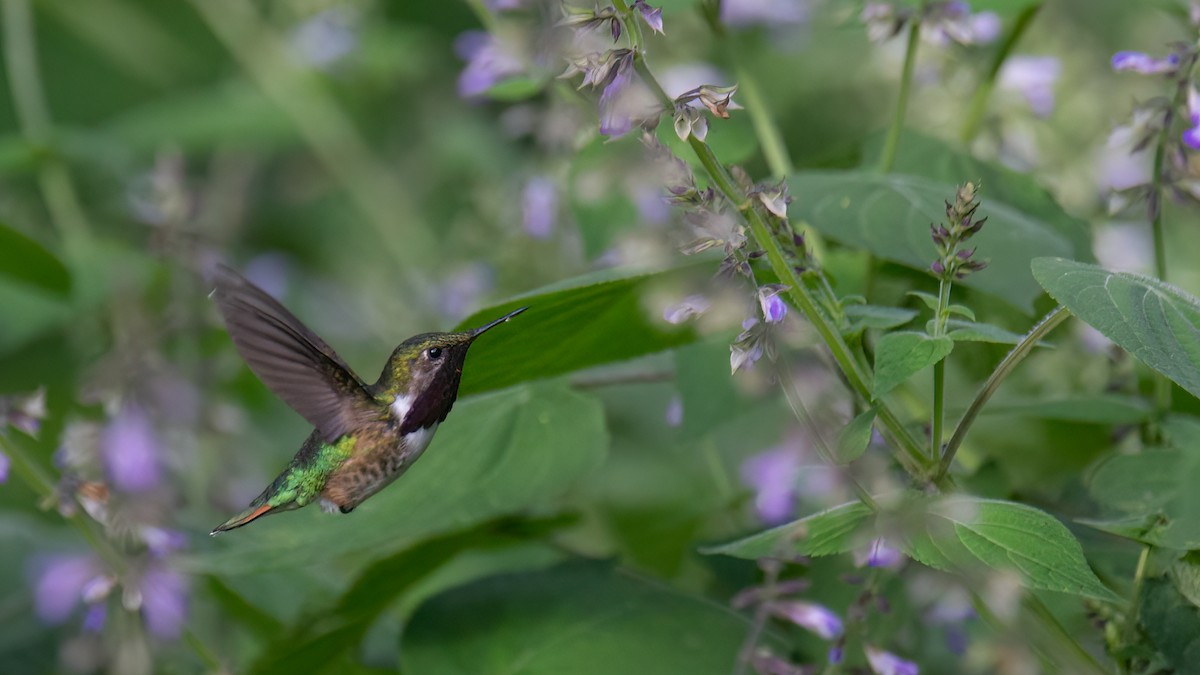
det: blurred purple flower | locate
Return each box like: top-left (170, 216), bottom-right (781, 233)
top-left (968, 11), bottom-right (1001, 43)
top-left (140, 565), bottom-right (187, 640)
top-left (83, 604), bottom-right (106, 633)
top-left (1184, 86), bottom-right (1200, 150)
top-left (33, 554), bottom-right (103, 624)
top-left (0, 451), bottom-right (7, 484)
top-left (999, 56), bottom-right (1060, 117)
top-left (486, 0), bottom-right (524, 9)
top-left (854, 537), bottom-right (905, 569)
top-left (521, 176), bottom-right (558, 239)
top-left (741, 446), bottom-right (801, 523)
top-left (665, 395), bottom-right (684, 427)
top-left (829, 645), bottom-right (844, 664)
top-left (4, 387), bottom-right (47, 437)
top-left (1112, 50), bottom-right (1180, 75)
top-left (101, 405), bottom-right (161, 493)
top-left (758, 285), bottom-right (788, 323)
top-left (771, 600), bottom-right (844, 639)
top-left (244, 252), bottom-right (292, 301)
top-left (599, 65), bottom-right (635, 137)
top-left (290, 8), bottom-right (359, 69)
top-left (721, 0), bottom-right (808, 28)
top-left (634, 185), bottom-right (672, 224)
top-left (141, 526), bottom-right (188, 557)
top-left (438, 264), bottom-right (494, 321)
top-left (663, 295), bottom-right (711, 324)
top-left (633, 0), bottom-right (664, 34)
top-left (866, 646), bottom-right (919, 675)
top-left (455, 31), bottom-right (523, 99)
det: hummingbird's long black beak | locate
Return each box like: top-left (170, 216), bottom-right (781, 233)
top-left (470, 306), bottom-right (528, 338)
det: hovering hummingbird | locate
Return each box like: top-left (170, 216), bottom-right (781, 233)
top-left (209, 266), bottom-right (526, 534)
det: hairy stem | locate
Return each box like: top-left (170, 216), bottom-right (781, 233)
top-left (958, 3), bottom-right (1044, 143)
top-left (938, 305), bottom-right (1069, 478)
top-left (930, 279), bottom-right (952, 460)
top-left (877, 17), bottom-right (921, 173)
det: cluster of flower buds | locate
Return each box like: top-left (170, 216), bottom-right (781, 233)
top-left (559, 4), bottom-right (624, 41)
top-left (930, 182), bottom-right (988, 280)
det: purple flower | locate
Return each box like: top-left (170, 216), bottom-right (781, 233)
top-left (854, 538), bottom-right (905, 569)
top-left (33, 554), bottom-right (103, 624)
top-left (968, 11), bottom-right (1001, 43)
top-left (486, 0), bottom-right (523, 9)
top-left (866, 646), bottom-right (919, 675)
top-left (758, 285), bottom-right (788, 323)
top-left (599, 64), bottom-right (635, 137)
top-left (771, 600), bottom-right (844, 639)
top-left (1183, 86), bottom-right (1200, 150)
top-left (0, 450), bottom-right (7, 484)
top-left (289, 8), bottom-right (358, 69)
top-left (140, 526), bottom-right (188, 557)
top-left (721, 0), bottom-right (809, 28)
top-left (999, 56), bottom-right (1060, 117)
top-left (455, 31), bottom-right (523, 99)
top-left (101, 404), bottom-right (161, 493)
top-left (140, 565), bottom-right (187, 640)
top-left (1112, 50), bottom-right (1180, 75)
top-left (663, 295), bottom-right (711, 324)
top-left (740, 446), bottom-right (801, 523)
top-left (633, 0), bottom-right (664, 35)
top-left (83, 604), bottom-right (106, 633)
top-left (521, 176), bottom-right (558, 239)
top-left (665, 395), bottom-right (684, 427)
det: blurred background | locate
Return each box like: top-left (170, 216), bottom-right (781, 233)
top-left (0, 0), bottom-right (1196, 673)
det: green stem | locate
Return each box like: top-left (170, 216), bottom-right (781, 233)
top-left (958, 3), bottom-right (1043, 143)
top-left (938, 305), bottom-right (1069, 478)
top-left (930, 278), bottom-right (951, 460)
top-left (1120, 544), bottom-right (1151, 666)
top-left (877, 17), bottom-right (921, 173)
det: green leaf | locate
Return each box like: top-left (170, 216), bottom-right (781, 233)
top-left (454, 264), bottom-right (700, 396)
top-left (485, 76), bottom-right (546, 101)
top-left (861, 131), bottom-right (1092, 260)
top-left (250, 517), bottom-right (565, 675)
top-left (873, 331), bottom-right (954, 396)
top-left (947, 304), bottom-right (976, 321)
top-left (983, 394), bottom-right (1153, 424)
top-left (701, 501), bottom-right (874, 559)
top-left (1142, 577), bottom-right (1200, 668)
top-left (789, 171), bottom-right (1075, 312)
top-left (184, 383), bottom-right (606, 574)
top-left (835, 408), bottom-right (876, 464)
top-left (910, 497), bottom-right (1120, 601)
top-left (401, 561), bottom-right (780, 675)
top-left (0, 223), bottom-right (70, 296)
top-left (907, 291), bottom-right (939, 312)
top-left (843, 305), bottom-right (918, 334)
top-left (1171, 553), bottom-right (1200, 609)
top-left (940, 319), bottom-right (1027, 344)
top-left (674, 338), bottom-right (740, 438)
top-left (1033, 257), bottom-right (1200, 400)
top-left (1088, 447), bottom-right (1200, 549)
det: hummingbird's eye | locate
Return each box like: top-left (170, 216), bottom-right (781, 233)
top-left (427, 347), bottom-right (443, 360)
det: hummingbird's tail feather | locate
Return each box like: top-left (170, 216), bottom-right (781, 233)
top-left (210, 503), bottom-right (275, 535)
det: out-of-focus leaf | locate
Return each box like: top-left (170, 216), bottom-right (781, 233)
top-left (789, 171), bottom-right (1074, 312)
top-left (568, 138), bottom-right (642, 259)
top-left (185, 383), bottom-right (606, 574)
top-left (1171, 553), bottom-right (1200, 609)
top-left (835, 408), bottom-right (876, 464)
top-left (1033, 257), bottom-right (1200, 400)
top-left (843, 305), bottom-right (917, 334)
top-left (701, 501), bottom-right (874, 559)
top-left (873, 331), bottom-right (954, 396)
top-left (401, 561), bottom-right (780, 674)
top-left (0, 223), bottom-right (70, 296)
top-left (454, 265), bottom-right (700, 396)
top-left (861, 132), bottom-right (1092, 261)
top-left (941, 319), bottom-right (1027, 344)
top-left (250, 517), bottom-right (567, 675)
top-left (485, 76), bottom-right (546, 101)
top-left (905, 497), bottom-right (1119, 601)
top-left (983, 394), bottom-right (1153, 424)
top-left (205, 576), bottom-right (284, 643)
top-left (656, 110), bottom-right (759, 168)
top-left (1142, 577), bottom-right (1200, 668)
top-left (1088, 447), bottom-right (1200, 549)
top-left (103, 81), bottom-right (294, 150)
top-left (673, 338), bottom-right (740, 438)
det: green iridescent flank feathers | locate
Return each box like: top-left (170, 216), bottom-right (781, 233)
top-left (268, 436), bottom-right (356, 508)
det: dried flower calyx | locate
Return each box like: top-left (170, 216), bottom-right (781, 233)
top-left (930, 182), bottom-right (988, 280)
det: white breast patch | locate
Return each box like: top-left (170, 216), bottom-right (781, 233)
top-left (404, 423), bottom-right (439, 462)
top-left (391, 393), bottom-right (415, 424)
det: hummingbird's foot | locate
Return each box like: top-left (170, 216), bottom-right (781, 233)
top-left (319, 498), bottom-right (341, 514)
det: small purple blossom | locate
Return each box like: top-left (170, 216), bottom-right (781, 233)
top-left (599, 64), bottom-right (635, 137)
top-left (101, 404), bottom-right (161, 493)
top-left (968, 11), bottom-right (1001, 43)
top-left (455, 31), bottom-right (523, 99)
top-left (33, 554), bottom-right (103, 624)
top-left (1112, 50), bottom-right (1181, 75)
top-left (633, 0), bottom-right (664, 34)
top-left (140, 565), bottom-right (187, 640)
top-left (664, 295), bottom-right (711, 324)
top-left (289, 8), bottom-right (359, 69)
top-left (721, 0), bottom-right (809, 28)
top-left (999, 56), bottom-right (1060, 117)
top-left (771, 600), bottom-right (844, 640)
top-left (83, 604), bottom-right (107, 633)
top-left (854, 538), bottom-right (905, 569)
top-left (0, 450), bottom-right (7, 484)
top-left (141, 526), bottom-right (189, 557)
top-left (521, 176), bottom-right (558, 239)
top-left (866, 646), bottom-right (919, 675)
top-left (829, 645), bottom-right (844, 664)
top-left (758, 285), bottom-right (788, 323)
top-left (1183, 86), bottom-right (1200, 150)
top-left (485, 0), bottom-right (523, 9)
top-left (740, 446), bottom-right (801, 523)
top-left (665, 395), bottom-right (684, 427)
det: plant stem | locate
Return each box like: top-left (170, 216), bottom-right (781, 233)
top-left (877, 17), bottom-right (921, 173)
top-left (930, 278), bottom-right (952, 460)
top-left (1120, 544), bottom-right (1151, 667)
top-left (958, 3), bottom-right (1043, 143)
top-left (938, 305), bottom-right (1069, 478)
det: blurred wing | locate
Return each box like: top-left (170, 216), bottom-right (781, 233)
top-left (212, 265), bottom-right (377, 442)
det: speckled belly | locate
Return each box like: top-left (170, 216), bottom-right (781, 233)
top-left (319, 423), bottom-right (439, 512)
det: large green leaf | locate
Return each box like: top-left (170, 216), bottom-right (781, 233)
top-left (861, 132), bottom-right (1092, 261)
top-left (872, 331), bottom-right (954, 396)
top-left (1088, 446), bottom-right (1200, 550)
top-left (906, 497), bottom-right (1119, 601)
top-left (789, 171), bottom-right (1074, 312)
top-left (454, 265), bottom-right (699, 396)
top-left (401, 561), bottom-right (777, 674)
top-left (1033, 258), bottom-right (1200, 400)
top-left (701, 501), bottom-right (874, 559)
top-left (1142, 577), bottom-right (1200, 668)
top-left (184, 383), bottom-right (606, 574)
top-left (0, 223), bottom-right (70, 296)
top-left (982, 394), bottom-right (1153, 424)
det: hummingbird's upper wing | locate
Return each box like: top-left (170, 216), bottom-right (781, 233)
top-left (212, 266), bottom-right (378, 442)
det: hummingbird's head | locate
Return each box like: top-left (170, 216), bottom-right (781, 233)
top-left (376, 307), bottom-right (527, 432)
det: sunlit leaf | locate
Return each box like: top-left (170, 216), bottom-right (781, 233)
top-left (873, 331), bottom-right (954, 396)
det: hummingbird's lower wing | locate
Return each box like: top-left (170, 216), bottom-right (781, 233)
top-left (211, 265), bottom-right (378, 442)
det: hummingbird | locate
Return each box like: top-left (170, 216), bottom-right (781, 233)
top-left (208, 265), bottom-right (526, 535)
